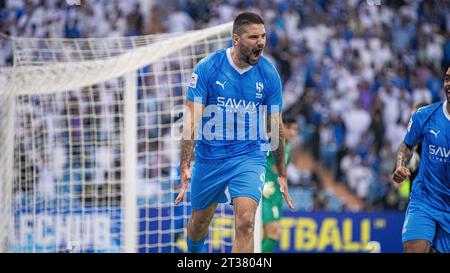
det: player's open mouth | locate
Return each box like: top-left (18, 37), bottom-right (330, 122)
top-left (253, 49), bottom-right (261, 58)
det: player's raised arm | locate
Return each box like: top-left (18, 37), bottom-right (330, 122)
top-left (269, 112), bottom-right (294, 209)
top-left (175, 100), bottom-right (204, 205)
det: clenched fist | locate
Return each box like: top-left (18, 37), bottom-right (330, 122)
top-left (392, 166), bottom-right (411, 184)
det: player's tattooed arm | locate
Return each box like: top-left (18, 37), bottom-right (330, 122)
top-left (180, 139), bottom-right (195, 168)
top-left (270, 113), bottom-right (286, 176)
top-left (176, 101), bottom-right (204, 205)
top-left (180, 101), bottom-right (204, 169)
top-left (395, 141), bottom-right (413, 169)
top-left (180, 104), bottom-right (194, 169)
top-left (177, 136), bottom-right (195, 204)
top-left (268, 112), bottom-right (294, 209)
top-left (392, 141), bottom-right (413, 184)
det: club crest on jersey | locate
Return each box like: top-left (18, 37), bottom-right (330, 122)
top-left (256, 82), bottom-right (264, 98)
top-left (189, 73), bottom-right (198, 88)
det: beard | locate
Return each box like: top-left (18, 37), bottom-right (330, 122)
top-left (238, 45), bottom-right (264, 66)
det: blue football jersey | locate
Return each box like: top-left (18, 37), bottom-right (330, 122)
top-left (186, 48), bottom-right (283, 160)
top-left (404, 101), bottom-right (450, 210)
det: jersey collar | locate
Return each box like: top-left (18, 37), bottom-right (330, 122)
top-left (226, 48), bottom-right (253, 75)
top-left (443, 100), bottom-right (450, 121)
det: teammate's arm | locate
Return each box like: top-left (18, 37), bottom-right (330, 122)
top-left (392, 141), bottom-right (413, 184)
top-left (269, 112), bottom-right (294, 209)
top-left (175, 100), bottom-right (204, 205)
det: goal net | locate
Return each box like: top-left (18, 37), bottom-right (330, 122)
top-left (1, 22), bottom-right (261, 253)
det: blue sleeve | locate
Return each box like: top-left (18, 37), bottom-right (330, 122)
top-left (264, 68), bottom-right (283, 114)
top-left (186, 59), bottom-right (210, 104)
top-left (404, 111), bottom-right (423, 147)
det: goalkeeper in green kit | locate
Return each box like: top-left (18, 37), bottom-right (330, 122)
top-left (262, 116), bottom-right (299, 253)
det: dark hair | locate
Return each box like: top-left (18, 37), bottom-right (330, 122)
top-left (232, 12), bottom-right (264, 35)
top-left (283, 115), bottom-right (297, 126)
top-left (413, 102), bottom-right (428, 112)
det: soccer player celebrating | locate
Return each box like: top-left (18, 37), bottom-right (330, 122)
top-left (262, 116), bottom-right (298, 253)
top-left (175, 12), bottom-right (294, 253)
top-left (392, 67), bottom-right (450, 253)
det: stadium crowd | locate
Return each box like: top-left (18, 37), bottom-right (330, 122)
top-left (2, 0), bottom-right (449, 212)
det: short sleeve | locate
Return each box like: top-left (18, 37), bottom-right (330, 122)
top-left (264, 69), bottom-right (283, 114)
top-left (186, 59), bottom-right (210, 104)
top-left (404, 111), bottom-right (423, 147)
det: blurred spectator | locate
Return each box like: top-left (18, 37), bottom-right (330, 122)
top-left (126, 2), bottom-right (143, 35)
top-left (342, 101), bottom-right (371, 149)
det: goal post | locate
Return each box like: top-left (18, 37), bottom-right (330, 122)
top-left (2, 22), bottom-right (264, 253)
top-left (0, 68), bottom-right (15, 253)
top-left (122, 71), bottom-right (138, 253)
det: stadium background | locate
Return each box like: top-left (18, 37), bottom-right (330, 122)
top-left (1, 0), bottom-right (449, 253)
